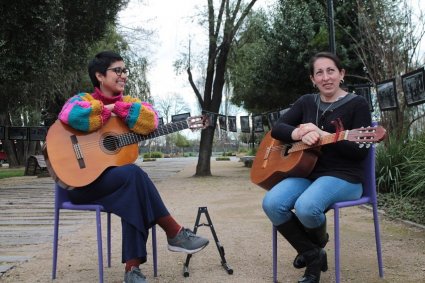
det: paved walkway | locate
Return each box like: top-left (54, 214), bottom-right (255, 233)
top-left (0, 157), bottom-right (198, 276)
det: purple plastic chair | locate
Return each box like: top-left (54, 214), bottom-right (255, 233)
top-left (52, 183), bottom-right (158, 283)
top-left (272, 132), bottom-right (384, 282)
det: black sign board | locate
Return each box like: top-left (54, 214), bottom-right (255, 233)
top-left (171, 112), bottom-right (191, 123)
top-left (8, 127), bottom-right (28, 140)
top-left (29, 127), bottom-right (48, 141)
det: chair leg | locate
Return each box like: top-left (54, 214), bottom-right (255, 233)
top-left (272, 225), bottom-right (278, 283)
top-left (152, 225), bottom-right (158, 277)
top-left (52, 208), bottom-right (60, 280)
top-left (372, 203), bottom-right (384, 278)
top-left (107, 212), bottom-right (111, 268)
top-left (334, 208), bottom-right (341, 283)
top-left (96, 208), bottom-right (104, 283)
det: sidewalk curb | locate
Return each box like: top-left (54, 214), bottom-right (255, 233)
top-left (360, 204), bottom-right (425, 230)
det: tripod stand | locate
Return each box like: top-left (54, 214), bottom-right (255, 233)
top-left (183, 207), bottom-right (233, 277)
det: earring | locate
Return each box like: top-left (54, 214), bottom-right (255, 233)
top-left (313, 83), bottom-right (317, 88)
top-left (340, 79), bottom-right (344, 84)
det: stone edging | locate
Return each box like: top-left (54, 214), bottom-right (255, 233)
top-left (360, 204), bottom-right (425, 230)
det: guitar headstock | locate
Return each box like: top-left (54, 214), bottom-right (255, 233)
top-left (347, 126), bottom-right (387, 146)
top-left (187, 115), bottom-right (209, 131)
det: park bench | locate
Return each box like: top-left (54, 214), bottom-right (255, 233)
top-left (24, 155), bottom-right (49, 176)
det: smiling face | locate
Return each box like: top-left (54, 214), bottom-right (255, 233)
top-left (95, 60), bottom-right (128, 97)
top-left (310, 57), bottom-right (346, 101)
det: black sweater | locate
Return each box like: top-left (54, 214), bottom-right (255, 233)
top-left (271, 93), bottom-right (372, 183)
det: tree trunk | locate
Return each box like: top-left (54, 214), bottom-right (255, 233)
top-left (192, 0), bottom-right (257, 176)
top-left (196, 127), bottom-right (215, 176)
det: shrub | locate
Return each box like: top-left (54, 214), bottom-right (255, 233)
top-left (143, 152), bottom-right (163, 158)
top-left (375, 135), bottom-right (405, 195)
top-left (246, 148), bottom-right (257, 156)
top-left (376, 131), bottom-right (425, 197)
top-left (399, 134), bottom-right (425, 197)
top-left (216, 157), bottom-right (230, 161)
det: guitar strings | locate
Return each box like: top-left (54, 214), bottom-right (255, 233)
top-left (76, 124), bottom-right (187, 150)
top-left (262, 128), bottom-right (377, 155)
top-left (70, 120), bottom-right (192, 152)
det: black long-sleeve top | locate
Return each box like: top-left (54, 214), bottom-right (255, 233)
top-left (271, 93), bottom-right (372, 183)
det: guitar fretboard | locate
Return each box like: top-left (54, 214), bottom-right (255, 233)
top-left (117, 120), bottom-right (189, 147)
top-left (287, 130), bottom-right (348, 153)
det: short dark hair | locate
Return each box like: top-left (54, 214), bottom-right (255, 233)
top-left (308, 52), bottom-right (343, 76)
top-left (88, 51), bottom-right (124, 88)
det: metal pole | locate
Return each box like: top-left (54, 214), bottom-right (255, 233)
top-left (327, 0), bottom-right (336, 54)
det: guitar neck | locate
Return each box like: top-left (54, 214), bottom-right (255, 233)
top-left (288, 130), bottom-right (349, 153)
top-left (116, 120), bottom-right (189, 148)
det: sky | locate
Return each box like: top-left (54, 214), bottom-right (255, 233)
top-left (118, 0), bottom-right (274, 114)
top-left (118, 0), bottom-right (206, 105)
top-left (118, 0), bottom-right (425, 111)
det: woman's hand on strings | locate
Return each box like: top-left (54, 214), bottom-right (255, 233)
top-left (292, 123), bottom-right (328, 145)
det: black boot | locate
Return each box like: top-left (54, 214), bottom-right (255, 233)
top-left (275, 212), bottom-right (317, 259)
top-left (306, 219), bottom-right (329, 248)
top-left (293, 219), bottom-right (329, 270)
top-left (297, 220), bottom-right (329, 283)
top-left (275, 213), bottom-right (326, 271)
top-left (297, 248), bottom-right (327, 283)
top-left (290, 215), bottom-right (311, 269)
top-left (276, 213), bottom-right (327, 283)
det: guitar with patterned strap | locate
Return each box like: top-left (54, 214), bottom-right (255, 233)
top-left (250, 126), bottom-right (387, 190)
top-left (43, 116), bottom-right (208, 189)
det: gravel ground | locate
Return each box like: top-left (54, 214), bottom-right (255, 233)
top-left (1, 160), bottom-right (425, 283)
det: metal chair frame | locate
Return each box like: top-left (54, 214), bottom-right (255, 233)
top-left (272, 140), bottom-right (384, 283)
top-left (52, 183), bottom-right (158, 283)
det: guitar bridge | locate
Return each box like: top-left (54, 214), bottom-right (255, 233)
top-left (71, 135), bottom-right (86, 169)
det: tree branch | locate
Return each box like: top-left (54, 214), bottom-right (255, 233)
top-left (231, 0), bottom-right (257, 38)
top-left (187, 67), bottom-right (204, 107)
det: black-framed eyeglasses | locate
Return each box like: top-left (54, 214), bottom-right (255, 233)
top-left (106, 67), bottom-right (130, 76)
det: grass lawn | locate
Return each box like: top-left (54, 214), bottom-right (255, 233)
top-left (0, 167), bottom-right (25, 179)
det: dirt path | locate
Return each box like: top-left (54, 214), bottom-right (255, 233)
top-left (1, 160), bottom-right (425, 282)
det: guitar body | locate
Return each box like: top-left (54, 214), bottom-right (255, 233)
top-left (44, 117), bottom-right (138, 189)
top-left (250, 131), bottom-right (319, 190)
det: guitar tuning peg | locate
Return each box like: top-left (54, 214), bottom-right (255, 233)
top-left (366, 144), bottom-right (371, 148)
top-left (358, 144), bottom-right (364, 148)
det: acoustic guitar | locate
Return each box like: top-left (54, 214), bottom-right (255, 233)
top-left (250, 126), bottom-right (387, 190)
top-left (43, 116), bottom-right (207, 189)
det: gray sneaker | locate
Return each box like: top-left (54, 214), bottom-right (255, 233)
top-left (167, 228), bottom-right (209, 254)
top-left (124, 267), bottom-right (147, 283)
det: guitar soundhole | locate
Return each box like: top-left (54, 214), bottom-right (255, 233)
top-left (282, 145), bottom-right (291, 156)
top-left (102, 135), bottom-right (119, 153)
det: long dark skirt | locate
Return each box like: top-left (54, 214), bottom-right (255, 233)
top-left (67, 164), bottom-right (170, 263)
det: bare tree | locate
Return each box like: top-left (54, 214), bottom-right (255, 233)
top-left (343, 0), bottom-right (425, 138)
top-left (154, 93), bottom-right (191, 153)
top-left (185, 0), bottom-right (257, 176)
top-left (155, 93), bottom-right (191, 123)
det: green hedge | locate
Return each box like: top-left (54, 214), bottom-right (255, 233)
top-left (143, 152), bottom-right (163, 158)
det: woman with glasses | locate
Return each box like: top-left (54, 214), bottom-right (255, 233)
top-left (57, 51), bottom-right (209, 283)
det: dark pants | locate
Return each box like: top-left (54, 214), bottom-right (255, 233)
top-left (68, 164), bottom-right (170, 263)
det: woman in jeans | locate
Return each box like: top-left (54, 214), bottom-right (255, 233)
top-left (262, 52), bottom-right (371, 283)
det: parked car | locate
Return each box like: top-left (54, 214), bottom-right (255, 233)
top-left (0, 151), bottom-right (7, 164)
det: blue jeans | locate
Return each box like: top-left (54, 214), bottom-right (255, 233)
top-left (262, 176), bottom-right (363, 229)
